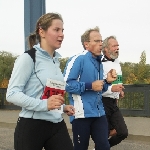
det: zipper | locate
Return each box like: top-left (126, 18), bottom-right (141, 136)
top-left (53, 58), bottom-right (58, 75)
top-left (97, 59), bottom-right (101, 116)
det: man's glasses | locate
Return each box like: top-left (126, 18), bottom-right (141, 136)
top-left (88, 40), bottom-right (103, 43)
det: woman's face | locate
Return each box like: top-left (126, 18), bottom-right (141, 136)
top-left (41, 19), bottom-right (64, 50)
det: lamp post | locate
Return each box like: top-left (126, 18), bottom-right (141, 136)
top-left (24, 0), bottom-right (46, 51)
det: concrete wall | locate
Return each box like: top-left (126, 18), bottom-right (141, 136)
top-left (62, 114), bottom-right (150, 137)
top-left (1, 111), bottom-right (150, 137)
top-left (124, 117), bottom-right (150, 136)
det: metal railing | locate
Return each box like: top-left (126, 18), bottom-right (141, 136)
top-left (1, 84), bottom-right (150, 117)
top-left (0, 88), bottom-right (21, 109)
top-left (118, 84), bottom-right (150, 117)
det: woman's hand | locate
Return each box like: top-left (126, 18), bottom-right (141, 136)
top-left (47, 94), bottom-right (64, 110)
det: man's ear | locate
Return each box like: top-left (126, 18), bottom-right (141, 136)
top-left (104, 47), bottom-right (108, 52)
top-left (84, 41), bottom-right (89, 49)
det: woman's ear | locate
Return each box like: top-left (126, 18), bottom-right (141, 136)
top-left (39, 28), bottom-right (45, 38)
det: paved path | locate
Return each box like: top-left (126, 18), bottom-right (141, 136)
top-left (0, 110), bottom-right (150, 150)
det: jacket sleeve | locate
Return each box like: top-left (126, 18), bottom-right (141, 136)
top-left (6, 53), bottom-right (48, 111)
top-left (63, 56), bottom-right (85, 95)
top-left (102, 80), bottom-right (112, 94)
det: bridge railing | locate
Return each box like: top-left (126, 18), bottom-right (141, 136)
top-left (118, 84), bottom-right (150, 117)
top-left (0, 88), bottom-right (21, 110)
top-left (1, 84), bottom-right (150, 117)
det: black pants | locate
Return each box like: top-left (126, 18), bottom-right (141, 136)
top-left (102, 97), bottom-right (128, 147)
top-left (14, 117), bottom-right (73, 150)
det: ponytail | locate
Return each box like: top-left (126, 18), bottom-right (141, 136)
top-left (28, 33), bottom-right (37, 49)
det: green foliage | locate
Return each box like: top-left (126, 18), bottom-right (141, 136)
top-left (59, 57), bottom-right (70, 104)
top-left (120, 62), bottom-right (137, 84)
top-left (121, 51), bottom-right (150, 84)
top-left (0, 51), bottom-right (17, 84)
top-left (59, 57), bottom-right (69, 73)
top-left (64, 92), bottom-right (70, 104)
top-left (136, 51), bottom-right (147, 83)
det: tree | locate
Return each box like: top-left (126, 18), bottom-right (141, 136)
top-left (0, 51), bottom-right (17, 87)
top-left (133, 51), bottom-right (150, 84)
top-left (59, 57), bottom-right (69, 73)
top-left (121, 51), bottom-right (150, 84)
top-left (136, 51), bottom-right (147, 83)
top-left (125, 73), bottom-right (138, 84)
top-left (121, 62), bottom-right (137, 84)
top-left (0, 78), bottom-right (9, 88)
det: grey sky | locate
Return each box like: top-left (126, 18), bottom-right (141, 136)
top-left (0, 0), bottom-right (150, 63)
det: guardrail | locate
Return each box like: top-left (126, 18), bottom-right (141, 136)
top-left (0, 88), bottom-right (21, 110)
top-left (1, 84), bottom-right (150, 117)
top-left (118, 84), bottom-right (150, 117)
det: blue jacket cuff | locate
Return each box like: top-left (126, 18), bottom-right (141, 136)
top-left (85, 82), bottom-right (92, 90)
top-left (104, 79), bottom-right (111, 85)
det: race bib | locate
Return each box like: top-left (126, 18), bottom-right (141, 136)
top-left (42, 78), bottom-right (66, 100)
top-left (112, 75), bottom-right (123, 85)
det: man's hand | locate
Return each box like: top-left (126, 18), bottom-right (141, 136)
top-left (106, 69), bottom-right (117, 83)
top-left (111, 84), bottom-right (124, 92)
top-left (64, 105), bottom-right (75, 116)
top-left (119, 91), bottom-right (124, 98)
top-left (92, 80), bottom-right (104, 91)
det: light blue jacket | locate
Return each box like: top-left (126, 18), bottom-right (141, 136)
top-left (6, 44), bottom-right (64, 123)
top-left (63, 50), bottom-right (110, 122)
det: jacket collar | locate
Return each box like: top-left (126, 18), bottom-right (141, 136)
top-left (102, 55), bottom-right (115, 62)
top-left (33, 43), bottom-right (62, 58)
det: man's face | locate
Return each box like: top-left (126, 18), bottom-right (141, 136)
top-left (105, 38), bottom-right (119, 59)
top-left (85, 31), bottom-right (103, 57)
